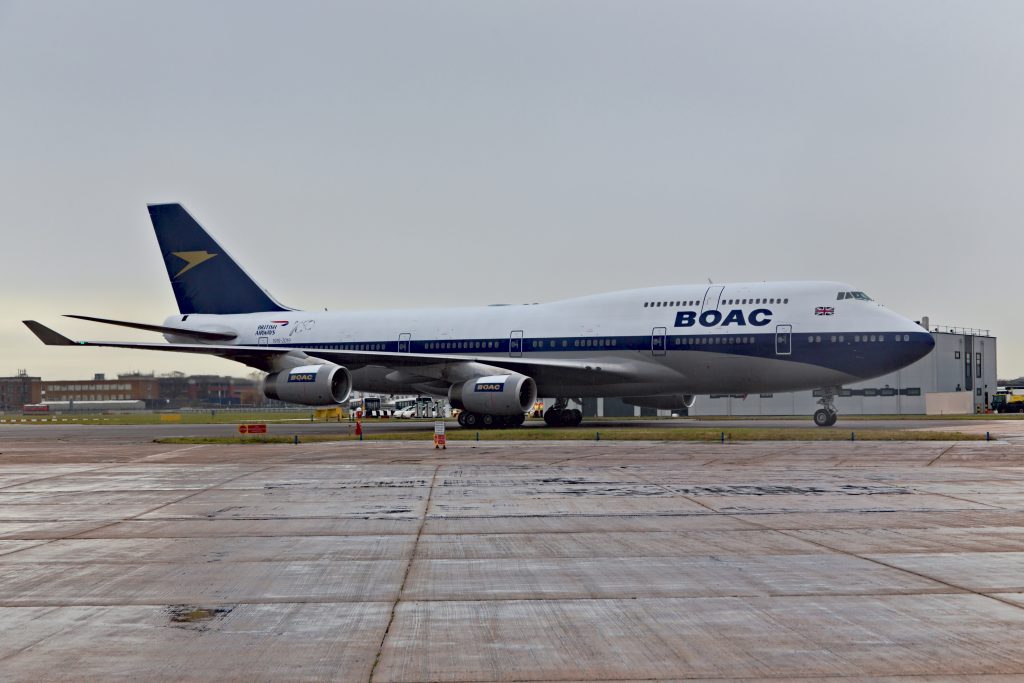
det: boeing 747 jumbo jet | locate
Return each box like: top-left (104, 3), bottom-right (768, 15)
top-left (25, 204), bottom-right (934, 427)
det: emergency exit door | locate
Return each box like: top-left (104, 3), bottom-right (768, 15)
top-left (398, 332), bottom-right (411, 353)
top-left (775, 324), bottom-right (792, 355)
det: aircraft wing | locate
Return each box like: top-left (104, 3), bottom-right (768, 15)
top-left (23, 320), bottom-right (666, 387)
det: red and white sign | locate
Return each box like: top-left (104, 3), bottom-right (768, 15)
top-left (238, 423), bottom-right (267, 434)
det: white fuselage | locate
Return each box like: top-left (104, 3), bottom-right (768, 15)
top-left (164, 281), bottom-right (932, 399)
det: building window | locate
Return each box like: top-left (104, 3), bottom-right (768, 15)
top-left (955, 351), bottom-right (960, 359)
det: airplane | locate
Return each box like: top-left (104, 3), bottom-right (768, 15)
top-left (24, 203), bottom-right (935, 428)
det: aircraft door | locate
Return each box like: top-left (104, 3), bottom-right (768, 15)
top-left (509, 330), bottom-right (524, 357)
top-left (651, 327), bottom-right (667, 356)
top-left (258, 336), bottom-right (269, 346)
top-left (701, 286), bottom-right (724, 313)
top-left (398, 332), bottom-right (411, 353)
top-left (775, 324), bottom-right (792, 356)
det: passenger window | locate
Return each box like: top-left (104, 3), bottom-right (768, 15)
top-left (644, 302), bottom-right (648, 307)
top-left (870, 335), bottom-right (876, 342)
top-left (808, 336), bottom-right (814, 343)
top-left (783, 298), bottom-right (788, 304)
top-left (904, 334), bottom-right (910, 341)
top-left (830, 336), bottom-right (836, 343)
top-left (838, 335), bottom-right (844, 342)
top-left (879, 335), bottom-right (885, 342)
top-left (815, 336), bottom-right (821, 343)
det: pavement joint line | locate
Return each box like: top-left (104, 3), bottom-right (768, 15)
top-left (0, 588), bottom-right (983, 609)
top-left (770, 528), bottom-right (1024, 615)
top-left (548, 451), bottom-right (614, 466)
top-left (419, 506), bottom-right (989, 521)
top-left (903, 488), bottom-right (1008, 511)
top-left (0, 605), bottom-right (65, 667)
top-left (0, 444), bottom-right (206, 493)
top-left (369, 463), bottom-right (441, 683)
top-left (618, 464), bottom-right (1024, 613)
top-left (0, 463), bottom-right (278, 559)
top-left (0, 459), bottom-right (154, 492)
top-left (926, 443), bottom-right (959, 467)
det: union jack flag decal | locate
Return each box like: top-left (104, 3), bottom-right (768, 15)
top-left (815, 306), bottom-right (835, 316)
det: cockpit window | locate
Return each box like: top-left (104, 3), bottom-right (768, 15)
top-left (837, 291), bottom-right (873, 301)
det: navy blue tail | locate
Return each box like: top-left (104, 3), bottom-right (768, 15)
top-left (148, 203), bottom-right (289, 315)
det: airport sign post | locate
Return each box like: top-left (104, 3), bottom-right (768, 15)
top-left (434, 421), bottom-right (446, 449)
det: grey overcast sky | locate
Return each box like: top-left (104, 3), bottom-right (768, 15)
top-left (2, 1), bottom-right (1023, 379)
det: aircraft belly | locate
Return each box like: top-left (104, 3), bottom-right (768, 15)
top-left (670, 352), bottom-right (856, 393)
top-left (345, 351), bottom-right (858, 398)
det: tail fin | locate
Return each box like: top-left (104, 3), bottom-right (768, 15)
top-left (148, 203), bottom-right (289, 315)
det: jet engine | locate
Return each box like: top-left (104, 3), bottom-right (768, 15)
top-left (622, 394), bottom-right (696, 411)
top-left (448, 373), bottom-right (538, 416)
top-left (263, 364), bottom-right (352, 406)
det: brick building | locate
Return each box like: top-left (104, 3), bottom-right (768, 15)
top-left (42, 373), bottom-right (160, 407)
top-left (0, 371), bottom-right (42, 411)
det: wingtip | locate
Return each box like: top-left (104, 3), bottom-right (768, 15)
top-left (23, 320), bottom-right (78, 346)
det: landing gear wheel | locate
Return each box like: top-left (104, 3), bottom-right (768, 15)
top-left (813, 409), bottom-right (836, 427)
top-left (509, 413), bottom-right (525, 427)
top-left (457, 412), bottom-right (467, 427)
top-left (544, 408), bottom-right (563, 426)
top-left (462, 412), bottom-right (479, 428)
top-left (561, 409), bottom-right (583, 427)
top-left (481, 414), bottom-right (495, 428)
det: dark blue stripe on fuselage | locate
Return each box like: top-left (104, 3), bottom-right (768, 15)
top-left (271, 331), bottom-right (934, 380)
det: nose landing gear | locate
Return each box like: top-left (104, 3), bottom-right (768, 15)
top-left (813, 387), bottom-right (839, 427)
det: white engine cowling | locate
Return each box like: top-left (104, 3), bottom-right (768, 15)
top-left (448, 373), bottom-right (538, 416)
top-left (622, 394), bottom-right (696, 410)
top-left (264, 364), bottom-right (352, 406)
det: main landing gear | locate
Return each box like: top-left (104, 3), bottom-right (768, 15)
top-left (457, 412), bottom-right (526, 429)
top-left (544, 399), bottom-right (583, 427)
top-left (813, 387), bottom-right (839, 427)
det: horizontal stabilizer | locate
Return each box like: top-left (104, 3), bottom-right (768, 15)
top-left (63, 314), bottom-right (237, 341)
top-left (23, 321), bottom-right (77, 346)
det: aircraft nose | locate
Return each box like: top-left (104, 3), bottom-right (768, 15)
top-left (893, 328), bottom-right (934, 371)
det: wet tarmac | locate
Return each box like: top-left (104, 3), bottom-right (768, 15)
top-left (1, 429), bottom-right (1024, 681)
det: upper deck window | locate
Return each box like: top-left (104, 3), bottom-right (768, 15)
top-left (837, 291), bottom-right (874, 301)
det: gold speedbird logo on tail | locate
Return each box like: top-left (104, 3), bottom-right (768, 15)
top-left (171, 250), bottom-right (218, 278)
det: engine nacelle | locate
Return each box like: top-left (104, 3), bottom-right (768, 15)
top-left (264, 364), bottom-right (352, 406)
top-left (448, 373), bottom-right (538, 416)
top-left (622, 394), bottom-right (696, 411)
